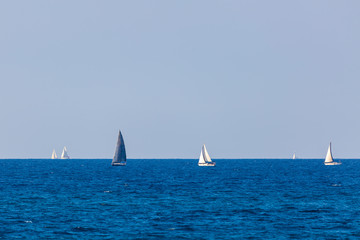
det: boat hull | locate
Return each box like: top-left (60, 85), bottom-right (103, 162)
top-left (324, 162), bottom-right (342, 165)
top-left (112, 162), bottom-right (126, 166)
top-left (198, 162), bottom-right (216, 166)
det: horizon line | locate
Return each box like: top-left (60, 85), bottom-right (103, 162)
top-left (0, 158), bottom-right (357, 160)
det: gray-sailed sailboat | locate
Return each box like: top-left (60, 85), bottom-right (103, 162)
top-left (112, 130), bottom-right (127, 166)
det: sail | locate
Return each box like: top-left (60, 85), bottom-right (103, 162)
top-left (202, 145), bottom-right (213, 163)
top-left (292, 153), bottom-right (296, 160)
top-left (51, 149), bottom-right (57, 159)
top-left (325, 143), bottom-right (333, 163)
top-left (61, 147), bottom-right (70, 159)
top-left (198, 148), bottom-right (206, 164)
top-left (112, 131), bottom-right (126, 165)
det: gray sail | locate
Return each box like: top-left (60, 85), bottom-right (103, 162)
top-left (112, 130), bottom-right (127, 166)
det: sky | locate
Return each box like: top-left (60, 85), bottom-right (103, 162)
top-left (0, 1), bottom-right (360, 159)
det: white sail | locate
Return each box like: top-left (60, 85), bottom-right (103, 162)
top-left (51, 149), bottom-right (57, 159)
top-left (61, 146), bottom-right (70, 159)
top-left (202, 145), bottom-right (213, 163)
top-left (292, 153), bottom-right (296, 160)
top-left (325, 143), bottom-right (333, 163)
top-left (198, 149), bottom-right (206, 164)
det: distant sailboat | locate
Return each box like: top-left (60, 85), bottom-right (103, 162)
top-left (112, 130), bottom-right (126, 166)
top-left (198, 144), bottom-right (216, 166)
top-left (51, 149), bottom-right (57, 159)
top-left (324, 142), bottom-right (341, 165)
top-left (292, 153), bottom-right (296, 160)
top-left (61, 147), bottom-right (70, 159)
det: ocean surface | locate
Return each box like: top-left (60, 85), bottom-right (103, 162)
top-left (1, 159), bottom-right (360, 239)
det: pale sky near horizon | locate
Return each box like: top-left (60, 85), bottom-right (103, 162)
top-left (1, 1), bottom-right (360, 159)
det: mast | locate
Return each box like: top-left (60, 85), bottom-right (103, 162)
top-left (112, 130), bottom-right (126, 165)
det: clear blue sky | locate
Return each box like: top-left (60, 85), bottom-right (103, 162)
top-left (1, 1), bottom-right (360, 158)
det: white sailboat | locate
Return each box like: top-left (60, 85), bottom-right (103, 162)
top-left (292, 153), bottom-right (296, 160)
top-left (324, 142), bottom-right (341, 165)
top-left (61, 147), bottom-right (70, 159)
top-left (198, 144), bottom-right (216, 166)
top-left (51, 149), bottom-right (57, 159)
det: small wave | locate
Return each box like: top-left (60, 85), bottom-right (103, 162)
top-left (72, 226), bottom-right (96, 232)
top-left (300, 209), bottom-right (324, 213)
top-left (331, 184), bottom-right (341, 187)
top-left (178, 225), bottom-right (195, 232)
top-left (100, 203), bottom-right (116, 206)
top-left (103, 190), bottom-right (112, 193)
top-left (53, 231), bottom-right (73, 235)
top-left (25, 220), bottom-right (32, 223)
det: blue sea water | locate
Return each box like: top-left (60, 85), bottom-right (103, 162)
top-left (1, 159), bottom-right (360, 239)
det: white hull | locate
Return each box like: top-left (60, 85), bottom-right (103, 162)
top-left (324, 162), bottom-right (342, 165)
top-left (112, 162), bottom-right (126, 166)
top-left (198, 162), bottom-right (216, 166)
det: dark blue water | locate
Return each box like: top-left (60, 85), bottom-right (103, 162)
top-left (1, 159), bottom-right (360, 239)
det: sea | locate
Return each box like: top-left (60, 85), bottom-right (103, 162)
top-left (1, 159), bottom-right (360, 239)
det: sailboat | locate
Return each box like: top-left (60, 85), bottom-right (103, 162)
top-left (292, 153), bottom-right (296, 160)
top-left (51, 149), bottom-right (57, 159)
top-left (324, 142), bottom-right (341, 165)
top-left (61, 147), bottom-right (70, 159)
top-left (112, 130), bottom-right (126, 166)
top-left (198, 144), bottom-right (216, 166)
